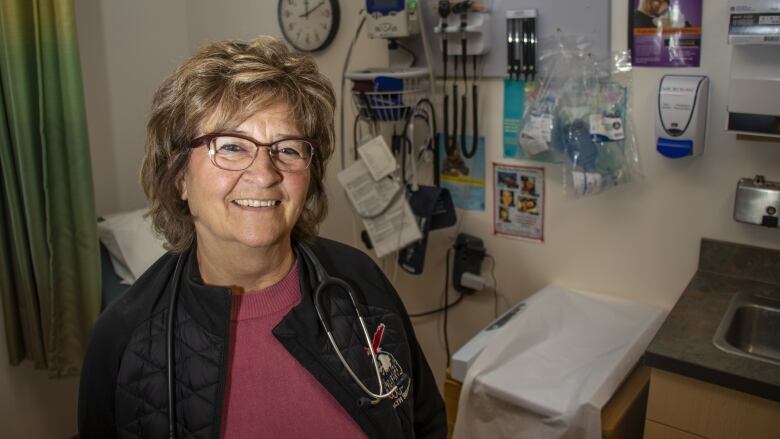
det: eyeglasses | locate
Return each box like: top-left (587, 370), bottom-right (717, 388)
top-left (188, 133), bottom-right (317, 173)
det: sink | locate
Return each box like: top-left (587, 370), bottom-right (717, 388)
top-left (713, 291), bottom-right (780, 366)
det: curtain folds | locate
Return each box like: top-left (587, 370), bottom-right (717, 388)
top-left (0, 0), bottom-right (100, 376)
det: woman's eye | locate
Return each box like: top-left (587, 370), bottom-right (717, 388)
top-left (219, 143), bottom-right (243, 152)
top-left (278, 147), bottom-right (302, 158)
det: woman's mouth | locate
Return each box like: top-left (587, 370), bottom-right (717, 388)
top-left (232, 199), bottom-right (280, 208)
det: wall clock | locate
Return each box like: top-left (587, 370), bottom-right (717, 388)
top-left (278, 0), bottom-right (340, 52)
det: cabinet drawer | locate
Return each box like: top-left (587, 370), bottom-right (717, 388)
top-left (644, 420), bottom-right (705, 439)
top-left (646, 368), bottom-right (780, 439)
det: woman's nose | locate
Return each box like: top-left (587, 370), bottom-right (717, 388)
top-left (242, 147), bottom-right (282, 185)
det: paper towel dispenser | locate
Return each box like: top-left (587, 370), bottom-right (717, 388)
top-left (726, 1), bottom-right (780, 138)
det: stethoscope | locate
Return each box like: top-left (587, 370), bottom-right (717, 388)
top-left (165, 243), bottom-right (408, 438)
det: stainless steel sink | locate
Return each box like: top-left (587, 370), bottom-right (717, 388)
top-left (713, 291), bottom-right (780, 366)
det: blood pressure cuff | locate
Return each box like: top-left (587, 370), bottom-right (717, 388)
top-left (399, 186), bottom-right (457, 274)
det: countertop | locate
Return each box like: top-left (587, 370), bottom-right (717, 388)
top-left (644, 238), bottom-right (780, 403)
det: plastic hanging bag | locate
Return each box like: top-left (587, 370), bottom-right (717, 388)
top-left (560, 49), bottom-right (640, 198)
top-left (517, 34), bottom-right (594, 160)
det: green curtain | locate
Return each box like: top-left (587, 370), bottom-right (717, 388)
top-left (0, 0), bottom-right (100, 377)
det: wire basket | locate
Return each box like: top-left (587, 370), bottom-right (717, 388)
top-left (346, 67), bottom-right (430, 122)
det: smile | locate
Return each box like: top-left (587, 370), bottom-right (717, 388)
top-left (232, 199), bottom-right (280, 208)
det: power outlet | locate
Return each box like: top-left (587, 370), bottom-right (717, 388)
top-left (452, 233), bottom-right (486, 294)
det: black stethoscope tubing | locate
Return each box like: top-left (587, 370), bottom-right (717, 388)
top-left (165, 243), bottom-right (406, 438)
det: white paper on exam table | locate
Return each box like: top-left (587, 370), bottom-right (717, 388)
top-left (452, 285), bottom-right (665, 439)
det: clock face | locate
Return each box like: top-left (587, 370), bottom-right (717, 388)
top-left (278, 0), bottom-right (340, 52)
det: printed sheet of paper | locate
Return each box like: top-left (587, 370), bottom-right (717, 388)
top-left (494, 163), bottom-right (545, 242)
top-left (358, 135), bottom-right (397, 180)
top-left (337, 160), bottom-right (421, 258)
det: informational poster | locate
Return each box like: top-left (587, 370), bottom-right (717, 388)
top-left (629, 0), bottom-right (703, 67)
top-left (439, 134), bottom-right (486, 211)
top-left (493, 163), bottom-right (544, 242)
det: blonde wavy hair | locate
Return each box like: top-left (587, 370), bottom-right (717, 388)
top-left (140, 36), bottom-right (336, 252)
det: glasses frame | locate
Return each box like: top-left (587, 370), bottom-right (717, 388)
top-left (187, 132), bottom-right (318, 173)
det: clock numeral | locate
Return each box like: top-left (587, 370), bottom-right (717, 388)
top-left (323, 10), bottom-right (330, 18)
top-left (288, 22), bottom-right (295, 31)
top-left (321, 23), bottom-right (327, 30)
top-left (284, 10), bottom-right (291, 18)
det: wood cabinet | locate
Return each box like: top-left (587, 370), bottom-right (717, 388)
top-left (445, 365), bottom-right (650, 439)
top-left (644, 368), bottom-right (780, 439)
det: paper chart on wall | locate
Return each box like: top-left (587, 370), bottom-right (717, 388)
top-left (493, 163), bottom-right (545, 242)
top-left (337, 160), bottom-right (421, 258)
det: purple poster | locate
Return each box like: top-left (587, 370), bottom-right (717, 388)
top-left (629, 0), bottom-right (703, 67)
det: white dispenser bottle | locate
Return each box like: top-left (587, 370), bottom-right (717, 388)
top-left (656, 75), bottom-right (709, 158)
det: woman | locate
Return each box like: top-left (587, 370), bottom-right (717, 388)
top-left (78, 37), bottom-right (446, 438)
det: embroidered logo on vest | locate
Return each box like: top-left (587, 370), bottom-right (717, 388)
top-left (367, 323), bottom-right (411, 408)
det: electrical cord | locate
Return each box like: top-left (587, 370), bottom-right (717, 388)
top-left (389, 38), bottom-right (418, 65)
top-left (485, 254), bottom-right (498, 318)
top-left (340, 12), bottom-right (367, 170)
top-left (408, 249), bottom-right (462, 318)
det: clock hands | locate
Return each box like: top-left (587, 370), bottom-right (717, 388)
top-left (299, 0), bottom-right (325, 18)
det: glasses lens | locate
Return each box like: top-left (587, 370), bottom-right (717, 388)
top-left (211, 136), bottom-right (256, 170)
top-left (271, 140), bottom-right (313, 172)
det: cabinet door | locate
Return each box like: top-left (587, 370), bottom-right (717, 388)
top-left (646, 369), bottom-right (780, 439)
top-left (644, 420), bottom-right (705, 439)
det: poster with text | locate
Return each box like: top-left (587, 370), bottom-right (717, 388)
top-left (629, 0), bottom-right (702, 67)
top-left (494, 163), bottom-right (544, 242)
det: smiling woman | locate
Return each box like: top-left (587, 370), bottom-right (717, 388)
top-left (78, 36), bottom-right (446, 438)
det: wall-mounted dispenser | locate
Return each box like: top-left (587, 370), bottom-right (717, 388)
top-left (726, 0), bottom-right (780, 138)
top-left (656, 75), bottom-right (710, 158)
top-left (734, 175), bottom-right (780, 228)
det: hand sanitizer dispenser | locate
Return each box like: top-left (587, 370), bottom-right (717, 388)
top-left (656, 75), bottom-right (709, 158)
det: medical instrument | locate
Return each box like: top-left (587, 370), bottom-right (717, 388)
top-left (506, 9), bottom-right (536, 81)
top-left (412, 1), bottom-right (608, 79)
top-left (457, 3), bottom-right (469, 158)
top-left (365, 0), bottom-right (420, 39)
top-left (438, 1), bottom-right (452, 163)
top-left (301, 243), bottom-right (411, 407)
top-left (165, 243), bottom-right (410, 437)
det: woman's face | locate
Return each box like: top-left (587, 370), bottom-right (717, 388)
top-left (643, 0), bottom-right (669, 16)
top-left (181, 102), bottom-right (311, 253)
top-left (501, 190), bottom-right (513, 206)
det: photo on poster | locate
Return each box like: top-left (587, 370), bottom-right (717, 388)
top-left (629, 0), bottom-right (703, 67)
top-left (493, 163), bottom-right (545, 242)
top-left (439, 134), bottom-right (486, 211)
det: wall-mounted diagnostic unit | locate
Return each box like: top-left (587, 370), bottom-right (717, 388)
top-left (366, 0), bottom-right (420, 39)
top-left (656, 75), bottom-right (710, 158)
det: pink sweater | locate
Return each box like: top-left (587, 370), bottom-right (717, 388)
top-left (220, 262), bottom-right (366, 438)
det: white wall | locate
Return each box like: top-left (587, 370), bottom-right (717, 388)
top-left (78, 0), bottom-right (191, 217)
top-left (3, 1), bottom-right (779, 437)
